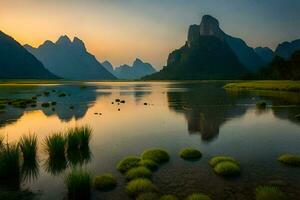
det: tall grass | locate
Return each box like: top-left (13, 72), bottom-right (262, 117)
top-left (65, 168), bottom-right (91, 200)
top-left (66, 125), bottom-right (92, 152)
top-left (19, 134), bottom-right (37, 162)
top-left (43, 133), bottom-right (66, 159)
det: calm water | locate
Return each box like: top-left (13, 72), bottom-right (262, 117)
top-left (0, 82), bottom-right (300, 200)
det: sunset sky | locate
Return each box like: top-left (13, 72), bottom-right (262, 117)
top-left (1, 0), bottom-right (300, 69)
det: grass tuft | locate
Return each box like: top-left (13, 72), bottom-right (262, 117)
top-left (185, 193), bottom-right (211, 200)
top-left (93, 173), bottom-right (117, 191)
top-left (278, 154), bottom-right (300, 167)
top-left (141, 149), bottom-right (170, 164)
top-left (0, 144), bottom-right (20, 182)
top-left (160, 194), bottom-right (179, 200)
top-left (117, 156), bottom-right (141, 173)
top-left (179, 148), bottom-right (202, 160)
top-left (125, 178), bottom-right (157, 197)
top-left (209, 156), bottom-right (238, 167)
top-left (125, 166), bottom-right (152, 181)
top-left (65, 169), bottom-right (91, 200)
top-left (213, 161), bottom-right (240, 177)
top-left (255, 186), bottom-right (286, 200)
top-left (43, 133), bottom-right (66, 159)
top-left (138, 159), bottom-right (159, 171)
top-left (19, 134), bottom-right (37, 162)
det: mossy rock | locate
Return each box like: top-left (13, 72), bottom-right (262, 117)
top-left (256, 101), bottom-right (267, 109)
top-left (93, 173), bottom-right (117, 191)
top-left (185, 193), bottom-right (211, 200)
top-left (125, 178), bottom-right (157, 197)
top-left (213, 161), bottom-right (240, 177)
top-left (160, 194), bottom-right (179, 200)
top-left (125, 166), bottom-right (152, 181)
top-left (139, 159), bottom-right (159, 171)
top-left (278, 154), bottom-right (300, 167)
top-left (179, 148), bottom-right (202, 160)
top-left (255, 186), bottom-right (286, 200)
top-left (141, 149), bottom-right (170, 164)
top-left (136, 192), bottom-right (160, 200)
top-left (209, 156), bottom-right (238, 167)
top-left (117, 156), bottom-right (141, 173)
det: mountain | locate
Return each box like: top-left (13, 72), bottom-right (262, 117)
top-left (254, 47), bottom-right (275, 63)
top-left (25, 36), bottom-right (116, 80)
top-left (143, 15), bottom-right (247, 80)
top-left (275, 39), bottom-right (300, 59)
top-left (258, 50), bottom-right (300, 80)
top-left (112, 58), bottom-right (156, 79)
top-left (101, 60), bottom-right (114, 73)
top-left (0, 31), bottom-right (57, 79)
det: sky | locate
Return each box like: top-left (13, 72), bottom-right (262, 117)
top-left (1, 0), bottom-right (300, 69)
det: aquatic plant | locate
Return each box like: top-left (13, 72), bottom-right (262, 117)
top-left (256, 101), bottom-right (267, 109)
top-left (141, 149), bottom-right (170, 164)
top-left (179, 148), bottom-right (202, 160)
top-left (19, 134), bottom-right (37, 162)
top-left (117, 156), bottom-right (141, 173)
top-left (43, 133), bottom-right (66, 159)
top-left (136, 192), bottom-right (160, 200)
top-left (77, 125), bottom-right (92, 149)
top-left (255, 186), bottom-right (286, 200)
top-left (93, 173), bottom-right (117, 191)
top-left (67, 146), bottom-right (92, 167)
top-left (66, 129), bottom-right (81, 152)
top-left (138, 159), bottom-right (159, 171)
top-left (160, 194), bottom-right (179, 200)
top-left (0, 144), bottom-right (20, 183)
top-left (125, 178), bottom-right (157, 197)
top-left (44, 156), bottom-right (67, 176)
top-left (21, 156), bottom-right (39, 182)
top-left (213, 161), bottom-right (240, 177)
top-left (185, 193), bottom-right (211, 200)
top-left (278, 154), bottom-right (300, 167)
top-left (65, 169), bottom-right (91, 200)
top-left (125, 166), bottom-right (152, 181)
top-left (51, 101), bottom-right (57, 106)
top-left (41, 102), bottom-right (50, 108)
top-left (58, 93), bottom-right (66, 97)
top-left (209, 156), bottom-right (238, 167)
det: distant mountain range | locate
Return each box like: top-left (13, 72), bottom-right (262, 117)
top-left (102, 59), bottom-right (156, 80)
top-left (25, 36), bottom-right (116, 80)
top-left (275, 39), bottom-right (300, 60)
top-left (0, 31), bottom-right (57, 79)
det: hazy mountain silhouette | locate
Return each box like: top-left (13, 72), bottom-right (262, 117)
top-left (275, 39), bottom-right (300, 59)
top-left (104, 59), bottom-right (156, 80)
top-left (101, 60), bottom-right (114, 73)
top-left (25, 36), bottom-right (116, 80)
top-left (0, 31), bottom-right (58, 79)
top-left (254, 47), bottom-right (275, 63)
top-left (144, 15), bottom-right (247, 80)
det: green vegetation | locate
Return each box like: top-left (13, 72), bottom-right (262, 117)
top-left (125, 178), bottom-right (157, 197)
top-left (209, 156), bottom-right (238, 167)
top-left (256, 101), bottom-right (267, 109)
top-left (43, 91), bottom-right (50, 96)
top-left (93, 173), bottom-right (117, 191)
top-left (0, 144), bottom-right (20, 181)
top-left (213, 161), bottom-right (241, 177)
top-left (141, 149), bottom-right (170, 164)
top-left (41, 102), bottom-right (50, 108)
top-left (138, 159), bottom-right (159, 171)
top-left (278, 154), bottom-right (300, 167)
top-left (117, 156), bottom-right (141, 173)
top-left (125, 166), bottom-right (152, 181)
top-left (65, 169), bottom-right (91, 200)
top-left (43, 133), bottom-right (66, 159)
top-left (255, 186), bottom-right (286, 200)
top-left (136, 192), bottom-right (159, 200)
top-left (19, 134), bottom-right (37, 162)
top-left (185, 193), bottom-right (211, 200)
top-left (66, 125), bottom-right (92, 151)
top-left (51, 102), bottom-right (57, 106)
top-left (179, 148), bottom-right (202, 160)
top-left (224, 81), bottom-right (300, 92)
top-left (160, 195), bottom-right (179, 200)
top-left (58, 93), bottom-right (66, 97)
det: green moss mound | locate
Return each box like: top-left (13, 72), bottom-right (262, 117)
top-left (278, 154), bottom-right (300, 167)
top-left (125, 166), bottom-right (152, 181)
top-left (139, 159), bottom-right (159, 171)
top-left (209, 156), bottom-right (238, 167)
top-left (125, 178), bottom-right (157, 197)
top-left (117, 156), bottom-right (141, 173)
top-left (136, 192), bottom-right (160, 200)
top-left (93, 173), bottom-right (117, 191)
top-left (255, 186), bottom-right (286, 200)
top-left (141, 149), bottom-right (170, 164)
top-left (160, 194), bottom-right (179, 200)
top-left (185, 193), bottom-right (211, 200)
top-left (179, 148), bottom-right (202, 160)
top-left (214, 161), bottom-right (240, 177)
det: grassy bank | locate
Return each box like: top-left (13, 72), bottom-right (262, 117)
top-left (224, 81), bottom-right (300, 92)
